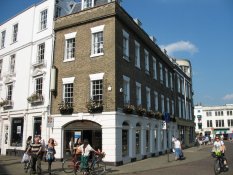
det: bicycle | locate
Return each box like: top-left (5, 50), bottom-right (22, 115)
top-left (62, 154), bottom-right (81, 175)
top-left (83, 152), bottom-right (106, 175)
top-left (212, 151), bottom-right (228, 175)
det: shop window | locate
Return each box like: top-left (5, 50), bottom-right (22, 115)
top-left (160, 130), bottom-right (164, 150)
top-left (11, 118), bottom-right (24, 146)
top-left (136, 123), bottom-right (141, 154)
top-left (34, 117), bottom-right (42, 137)
top-left (122, 121), bottom-right (129, 157)
top-left (146, 124), bottom-right (150, 152)
top-left (154, 127), bottom-right (158, 151)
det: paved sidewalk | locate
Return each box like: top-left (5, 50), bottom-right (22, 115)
top-left (0, 145), bottom-right (212, 175)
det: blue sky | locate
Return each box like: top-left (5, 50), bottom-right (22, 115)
top-left (0, 0), bottom-right (233, 106)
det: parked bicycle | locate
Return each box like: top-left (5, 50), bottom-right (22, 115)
top-left (212, 151), bottom-right (228, 175)
top-left (62, 152), bottom-right (106, 175)
top-left (87, 152), bottom-right (106, 175)
top-left (62, 154), bottom-right (81, 175)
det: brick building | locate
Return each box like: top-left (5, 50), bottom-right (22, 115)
top-left (50, 1), bottom-right (195, 165)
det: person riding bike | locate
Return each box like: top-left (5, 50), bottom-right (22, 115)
top-left (212, 136), bottom-right (228, 169)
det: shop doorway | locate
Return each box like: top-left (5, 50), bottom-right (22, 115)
top-left (63, 120), bottom-right (102, 157)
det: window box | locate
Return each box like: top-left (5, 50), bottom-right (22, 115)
top-left (86, 99), bottom-right (103, 113)
top-left (155, 111), bottom-right (163, 120)
top-left (59, 101), bottom-right (73, 115)
top-left (146, 110), bottom-right (155, 118)
top-left (170, 115), bottom-right (176, 122)
top-left (27, 93), bottom-right (44, 104)
top-left (123, 104), bottom-right (135, 114)
top-left (0, 99), bottom-right (13, 107)
top-left (32, 59), bottom-right (46, 68)
top-left (135, 105), bottom-right (146, 116)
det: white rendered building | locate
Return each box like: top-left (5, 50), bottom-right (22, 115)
top-left (194, 104), bottom-right (233, 139)
top-left (0, 0), bottom-right (76, 155)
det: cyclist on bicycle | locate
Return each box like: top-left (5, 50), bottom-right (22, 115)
top-left (78, 139), bottom-right (100, 175)
top-left (26, 136), bottom-right (42, 174)
top-left (212, 136), bottom-right (228, 169)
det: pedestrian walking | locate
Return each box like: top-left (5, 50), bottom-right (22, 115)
top-left (46, 138), bottom-right (56, 175)
top-left (26, 136), bottom-right (42, 174)
top-left (174, 138), bottom-right (182, 160)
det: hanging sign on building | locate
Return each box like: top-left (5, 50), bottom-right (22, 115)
top-left (47, 116), bottom-right (54, 127)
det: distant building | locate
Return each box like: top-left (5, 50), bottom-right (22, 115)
top-left (194, 104), bottom-right (233, 139)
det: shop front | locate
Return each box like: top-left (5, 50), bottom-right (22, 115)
top-left (63, 120), bottom-right (102, 157)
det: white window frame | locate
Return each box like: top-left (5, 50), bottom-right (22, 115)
top-left (135, 40), bottom-right (140, 68)
top-left (40, 9), bottom-right (48, 31)
top-left (165, 68), bottom-right (168, 87)
top-left (90, 25), bottom-right (104, 57)
top-left (161, 94), bottom-right (164, 113)
top-left (82, 0), bottom-right (94, 10)
top-left (144, 49), bottom-right (149, 73)
top-left (172, 100), bottom-right (174, 115)
top-left (154, 91), bottom-right (158, 111)
top-left (122, 30), bottom-right (129, 61)
top-left (12, 23), bottom-right (18, 43)
top-left (123, 75), bottom-right (130, 104)
top-left (35, 76), bottom-right (43, 95)
top-left (7, 83), bottom-right (13, 101)
top-left (1, 30), bottom-right (6, 48)
top-left (9, 54), bottom-right (15, 74)
top-left (166, 97), bottom-right (170, 113)
top-left (170, 72), bottom-right (173, 90)
top-left (136, 82), bottom-right (141, 106)
top-left (62, 77), bottom-right (75, 104)
top-left (55, 6), bottom-right (61, 18)
top-left (159, 63), bottom-right (163, 84)
top-left (146, 87), bottom-right (151, 110)
top-left (0, 59), bottom-right (2, 78)
top-left (178, 97), bottom-right (181, 117)
top-left (153, 57), bottom-right (157, 80)
top-left (37, 42), bottom-right (45, 64)
top-left (64, 32), bottom-right (77, 62)
top-left (177, 75), bottom-right (181, 93)
top-left (89, 73), bottom-right (104, 102)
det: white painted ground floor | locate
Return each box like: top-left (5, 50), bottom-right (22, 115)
top-left (0, 111), bottom-right (195, 165)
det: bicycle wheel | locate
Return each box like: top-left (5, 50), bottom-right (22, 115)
top-left (214, 159), bottom-right (221, 175)
top-left (91, 161), bottom-right (106, 175)
top-left (62, 158), bottom-right (75, 173)
top-left (74, 161), bottom-right (82, 175)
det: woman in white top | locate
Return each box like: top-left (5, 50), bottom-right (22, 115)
top-left (174, 138), bottom-right (182, 160)
top-left (78, 139), bottom-right (99, 174)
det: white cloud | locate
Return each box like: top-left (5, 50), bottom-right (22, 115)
top-left (160, 40), bottom-right (198, 56)
top-left (222, 93), bottom-right (233, 100)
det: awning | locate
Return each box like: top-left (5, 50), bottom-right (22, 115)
top-left (214, 128), bottom-right (229, 134)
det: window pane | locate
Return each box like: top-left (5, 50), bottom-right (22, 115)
top-left (93, 32), bottom-right (103, 54)
top-left (38, 43), bottom-right (45, 63)
top-left (11, 118), bottom-right (24, 147)
top-left (64, 83), bottom-right (73, 104)
top-left (40, 9), bottom-right (47, 30)
top-left (92, 80), bottom-right (103, 102)
top-left (36, 77), bottom-right (43, 94)
top-left (66, 38), bottom-right (75, 59)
